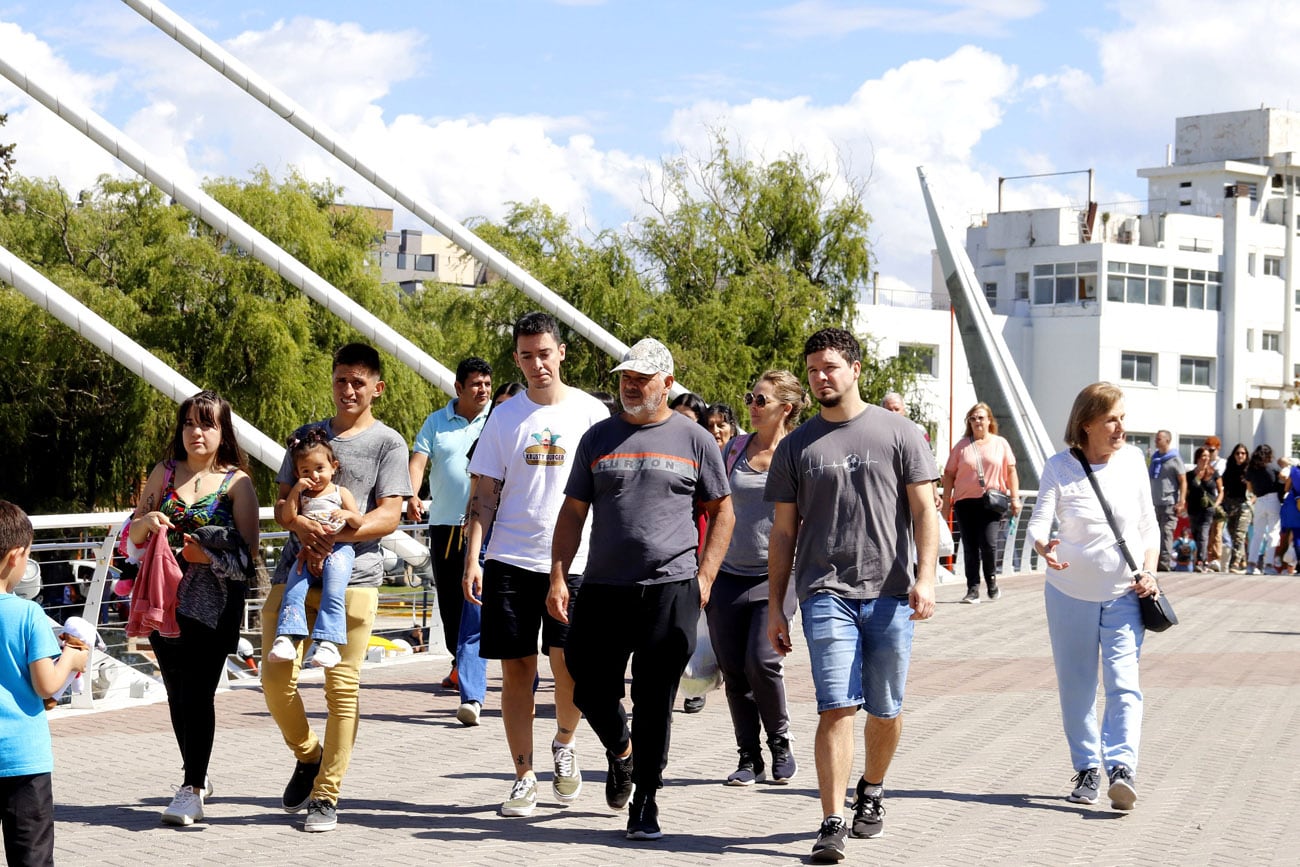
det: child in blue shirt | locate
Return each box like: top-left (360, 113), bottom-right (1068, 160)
top-left (0, 501), bottom-right (89, 866)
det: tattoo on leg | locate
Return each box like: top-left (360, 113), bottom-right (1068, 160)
top-left (558, 726), bottom-right (574, 736)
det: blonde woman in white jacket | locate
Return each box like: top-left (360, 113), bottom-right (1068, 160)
top-left (1027, 382), bottom-right (1160, 813)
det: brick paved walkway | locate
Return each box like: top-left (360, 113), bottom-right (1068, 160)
top-left (48, 572), bottom-right (1300, 865)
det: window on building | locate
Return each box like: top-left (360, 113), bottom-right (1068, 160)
top-left (1265, 256), bottom-right (1284, 277)
top-left (1107, 262), bottom-right (1166, 305)
top-left (1171, 268), bottom-right (1222, 310)
top-left (1263, 331), bottom-right (1282, 353)
top-left (1179, 439), bottom-right (1210, 464)
top-left (1033, 261), bottom-right (1097, 305)
top-left (1292, 435), bottom-right (1300, 460)
top-left (1120, 352), bottom-right (1156, 385)
top-left (1178, 199), bottom-right (1192, 207)
top-left (1179, 356), bottom-right (1213, 388)
top-left (395, 253), bottom-right (410, 270)
top-left (1248, 252), bottom-right (1257, 276)
top-left (1014, 272), bottom-right (1029, 299)
top-left (414, 254), bottom-right (435, 272)
top-left (983, 282), bottom-right (997, 305)
top-left (1179, 181), bottom-right (1192, 189)
top-left (899, 344), bottom-right (938, 378)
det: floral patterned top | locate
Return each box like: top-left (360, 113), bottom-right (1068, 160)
top-left (159, 460), bottom-right (238, 547)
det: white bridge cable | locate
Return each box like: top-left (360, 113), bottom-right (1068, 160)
top-left (121, 0), bottom-right (638, 370)
top-left (0, 245), bottom-right (430, 565)
top-left (0, 56), bottom-right (457, 400)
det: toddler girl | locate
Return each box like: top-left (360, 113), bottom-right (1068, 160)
top-left (267, 429), bottom-right (362, 668)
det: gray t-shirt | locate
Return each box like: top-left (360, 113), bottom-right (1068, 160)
top-left (766, 405), bottom-right (936, 602)
top-left (565, 412), bottom-right (730, 586)
top-left (1149, 450), bottom-right (1186, 507)
top-left (720, 450), bottom-right (773, 577)
top-left (274, 418), bottom-right (413, 588)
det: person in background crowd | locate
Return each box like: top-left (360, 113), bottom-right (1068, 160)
top-left (1027, 382), bottom-right (1159, 813)
top-left (1148, 430), bottom-right (1186, 572)
top-left (941, 402), bottom-right (1020, 603)
top-left (881, 391), bottom-right (930, 445)
top-left (1221, 443), bottom-right (1252, 574)
top-left (1202, 436), bottom-right (1227, 571)
top-left (707, 370), bottom-right (807, 787)
top-left (1185, 447), bottom-right (1223, 573)
top-left (1246, 444), bottom-right (1282, 574)
top-left (703, 403), bottom-right (741, 449)
top-left (407, 357), bottom-right (493, 689)
top-left (669, 392), bottom-right (707, 423)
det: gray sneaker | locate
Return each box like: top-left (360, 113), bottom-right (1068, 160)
top-left (1107, 765), bottom-right (1137, 811)
top-left (961, 587), bottom-right (980, 604)
top-left (552, 742), bottom-right (582, 804)
top-left (501, 776), bottom-right (538, 817)
top-left (304, 798), bottom-right (336, 832)
top-left (811, 816), bottom-right (848, 863)
top-left (1068, 767), bottom-right (1100, 804)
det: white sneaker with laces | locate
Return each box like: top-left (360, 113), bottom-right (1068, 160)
top-left (161, 785), bottom-right (204, 826)
top-left (552, 740), bottom-right (582, 803)
top-left (267, 636), bottom-right (298, 663)
top-left (313, 640), bottom-right (341, 668)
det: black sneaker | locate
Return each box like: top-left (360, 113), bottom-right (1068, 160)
top-left (281, 756), bottom-right (321, 813)
top-left (1068, 767), bottom-right (1100, 804)
top-left (851, 778), bottom-right (885, 838)
top-left (987, 578), bottom-right (1001, 600)
top-left (625, 793), bottom-right (662, 840)
top-left (683, 696), bottom-right (706, 714)
top-left (303, 798), bottom-right (336, 832)
top-left (810, 816), bottom-right (848, 863)
top-left (961, 587), bottom-right (980, 604)
top-left (725, 747), bottom-right (766, 786)
top-left (768, 734), bottom-right (798, 784)
top-left (1107, 764), bottom-right (1137, 811)
top-left (605, 749), bottom-right (635, 810)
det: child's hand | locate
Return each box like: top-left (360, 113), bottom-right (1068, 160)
top-left (333, 509), bottom-right (363, 529)
top-left (62, 645), bottom-right (90, 673)
top-left (293, 477), bottom-right (313, 491)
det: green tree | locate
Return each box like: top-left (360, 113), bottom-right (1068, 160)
top-left (0, 113), bottom-right (14, 191)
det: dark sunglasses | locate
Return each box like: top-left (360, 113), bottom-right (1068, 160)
top-left (744, 392), bottom-right (771, 408)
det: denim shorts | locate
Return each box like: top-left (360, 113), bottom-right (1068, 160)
top-left (799, 592), bottom-right (915, 717)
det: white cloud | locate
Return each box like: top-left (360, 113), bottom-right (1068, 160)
top-left (663, 45), bottom-right (1020, 291)
top-left (763, 0), bottom-right (1043, 39)
top-left (0, 22), bottom-right (125, 192)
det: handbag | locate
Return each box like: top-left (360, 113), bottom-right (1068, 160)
top-left (1070, 448), bottom-right (1179, 632)
top-left (972, 440), bottom-right (1010, 515)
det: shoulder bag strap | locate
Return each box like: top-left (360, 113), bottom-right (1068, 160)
top-left (1070, 447), bottom-right (1138, 573)
top-left (970, 440), bottom-right (988, 490)
top-left (724, 433), bottom-right (752, 476)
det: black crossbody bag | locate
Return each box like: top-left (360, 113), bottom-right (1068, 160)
top-left (1070, 448), bottom-right (1179, 632)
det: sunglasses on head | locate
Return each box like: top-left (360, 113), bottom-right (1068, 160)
top-left (744, 392), bottom-right (771, 408)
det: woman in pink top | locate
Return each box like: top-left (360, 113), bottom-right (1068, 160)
top-left (941, 402), bottom-right (1021, 604)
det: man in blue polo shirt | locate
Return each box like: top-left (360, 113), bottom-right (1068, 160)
top-left (408, 357), bottom-right (493, 693)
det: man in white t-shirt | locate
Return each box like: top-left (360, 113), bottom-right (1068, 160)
top-left (464, 311), bottom-right (609, 818)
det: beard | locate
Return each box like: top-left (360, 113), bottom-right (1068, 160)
top-left (814, 392), bottom-right (842, 408)
top-left (621, 390), bottom-right (664, 417)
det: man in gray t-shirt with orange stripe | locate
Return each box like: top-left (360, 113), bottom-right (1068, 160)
top-left (548, 337), bottom-right (733, 843)
top-left (766, 327), bottom-right (937, 863)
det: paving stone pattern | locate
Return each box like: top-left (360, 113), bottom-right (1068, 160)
top-left (49, 572), bottom-right (1300, 865)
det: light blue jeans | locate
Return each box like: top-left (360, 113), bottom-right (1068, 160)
top-left (799, 592), bottom-right (914, 717)
top-left (1043, 582), bottom-right (1144, 772)
top-left (277, 543), bottom-right (355, 645)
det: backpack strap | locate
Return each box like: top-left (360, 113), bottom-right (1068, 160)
top-left (724, 433), bottom-right (752, 475)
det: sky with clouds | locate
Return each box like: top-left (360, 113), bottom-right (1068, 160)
top-left (3, 0), bottom-right (1300, 296)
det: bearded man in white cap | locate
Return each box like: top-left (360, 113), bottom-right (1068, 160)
top-left (548, 337), bottom-right (734, 842)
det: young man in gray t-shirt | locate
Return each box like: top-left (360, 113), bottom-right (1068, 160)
top-left (765, 328), bottom-right (937, 863)
top-left (264, 343), bottom-right (412, 833)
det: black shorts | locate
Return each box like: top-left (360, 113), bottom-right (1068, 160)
top-left (479, 560), bottom-right (581, 660)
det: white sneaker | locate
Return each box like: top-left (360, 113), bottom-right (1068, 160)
top-left (456, 701), bottom-right (481, 726)
top-left (313, 640), bottom-right (341, 669)
top-left (161, 785), bottom-right (204, 826)
top-left (267, 636), bottom-right (298, 663)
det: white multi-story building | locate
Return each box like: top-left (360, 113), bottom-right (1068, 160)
top-left (946, 107), bottom-right (1300, 461)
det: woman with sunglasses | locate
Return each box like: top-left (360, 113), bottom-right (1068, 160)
top-left (706, 371), bottom-right (808, 786)
top-left (1221, 443), bottom-right (1253, 574)
top-left (941, 402), bottom-right (1020, 603)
